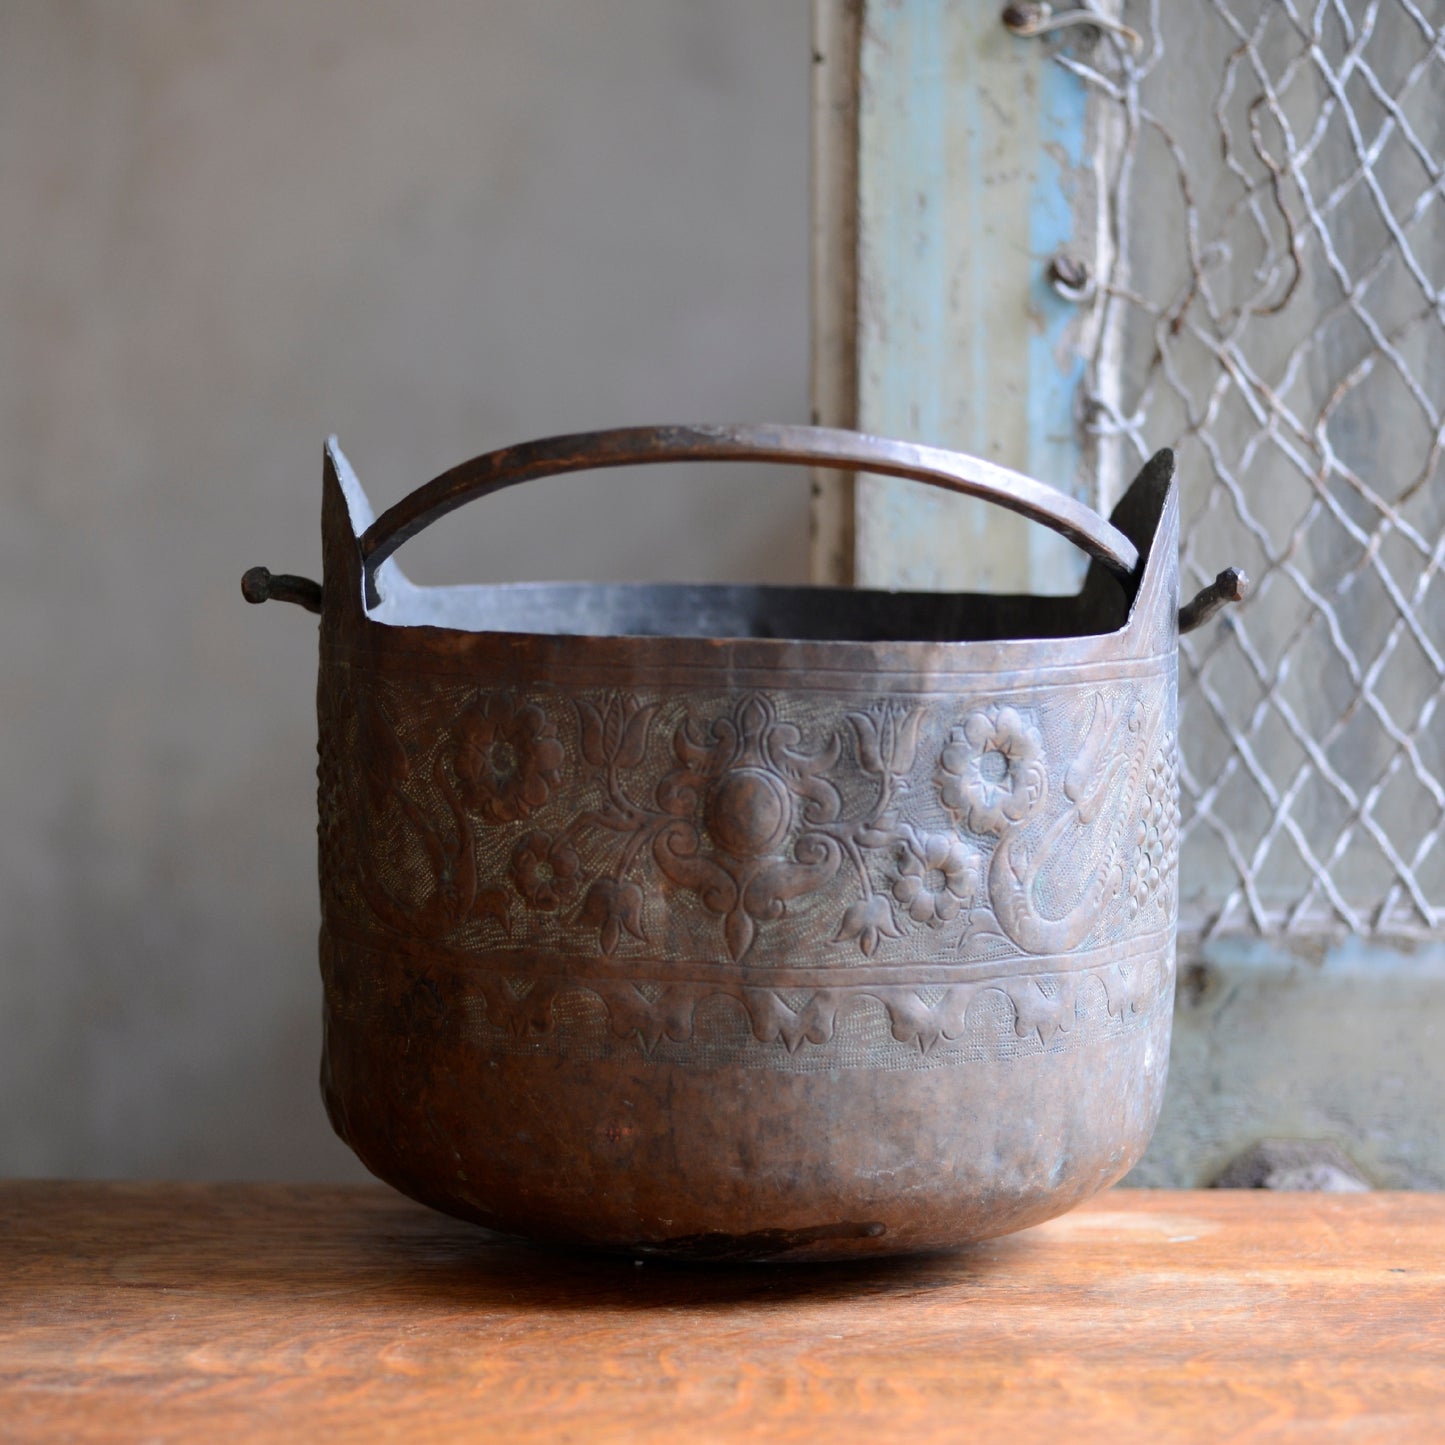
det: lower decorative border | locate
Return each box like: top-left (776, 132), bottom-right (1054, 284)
top-left (323, 929), bottom-right (1176, 1070)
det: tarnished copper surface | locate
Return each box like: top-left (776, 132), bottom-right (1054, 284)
top-left (248, 426), bottom-right (1240, 1260)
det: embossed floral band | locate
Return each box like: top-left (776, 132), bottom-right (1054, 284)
top-left (246, 424), bottom-right (1244, 1260)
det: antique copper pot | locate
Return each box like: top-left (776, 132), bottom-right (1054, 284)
top-left (245, 425), bottom-right (1242, 1261)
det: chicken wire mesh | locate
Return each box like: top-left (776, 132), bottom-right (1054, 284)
top-left (1053, 0), bottom-right (1445, 938)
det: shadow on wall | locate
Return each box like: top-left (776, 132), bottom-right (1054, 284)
top-left (0, 0), bottom-right (810, 1179)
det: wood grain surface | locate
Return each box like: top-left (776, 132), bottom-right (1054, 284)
top-left (1, 1182), bottom-right (1441, 1443)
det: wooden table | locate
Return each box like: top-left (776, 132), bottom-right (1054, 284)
top-left (2, 1183), bottom-right (1441, 1442)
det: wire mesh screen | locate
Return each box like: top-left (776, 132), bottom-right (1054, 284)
top-left (1058, 0), bottom-right (1445, 937)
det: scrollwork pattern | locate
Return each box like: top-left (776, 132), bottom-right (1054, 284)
top-left (319, 673), bottom-right (1178, 1058)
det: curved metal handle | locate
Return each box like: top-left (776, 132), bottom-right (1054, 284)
top-left (357, 424), bottom-right (1139, 604)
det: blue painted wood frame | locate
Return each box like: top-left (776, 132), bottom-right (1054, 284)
top-left (850, 1), bottom-right (1091, 594)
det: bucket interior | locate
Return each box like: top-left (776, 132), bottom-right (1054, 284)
top-left (368, 578), bottom-right (1134, 644)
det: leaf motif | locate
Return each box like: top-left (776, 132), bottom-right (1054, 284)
top-left (775, 727), bottom-right (842, 782)
top-left (512, 980), bottom-right (559, 1037)
top-left (737, 695), bottom-right (772, 751)
top-left (724, 906), bottom-right (756, 962)
top-left (575, 698), bottom-right (608, 768)
top-left (472, 885), bottom-right (511, 934)
top-left (673, 715), bottom-right (715, 771)
top-left (957, 911), bottom-right (1008, 956)
top-left (360, 695), bottom-right (410, 793)
top-left (578, 881), bottom-right (607, 924)
top-left (744, 838), bottom-right (843, 919)
top-left (849, 706), bottom-right (924, 779)
top-left (768, 719), bottom-right (803, 754)
top-left (580, 879), bottom-right (648, 954)
top-left (476, 976), bottom-right (560, 1038)
top-left (1064, 693), bottom-right (1117, 805)
top-left (744, 989), bottom-right (841, 1052)
top-left (794, 771), bottom-right (843, 825)
top-left (896, 985), bottom-right (971, 1053)
top-left (653, 826), bottom-right (736, 915)
top-left (473, 973), bottom-right (516, 1031)
top-left (892, 707), bottom-right (925, 774)
top-left (885, 991), bottom-right (942, 1053)
top-left (601, 697), bottom-right (625, 761)
top-left (1007, 979), bottom-right (1077, 1044)
top-left (833, 895), bottom-right (903, 957)
top-left (655, 771), bottom-right (702, 817)
top-left (1013, 758), bottom-right (1048, 819)
top-left (596, 982), bottom-right (700, 1050)
top-left (1101, 962), bottom-right (1154, 1018)
top-left (613, 882), bottom-right (646, 940)
top-left (848, 713), bottom-right (884, 775)
top-left (616, 702), bottom-right (658, 769)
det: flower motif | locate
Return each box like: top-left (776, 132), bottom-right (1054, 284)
top-left (454, 695), bottom-right (564, 824)
top-left (892, 833), bottom-right (978, 925)
top-left (848, 705), bottom-right (925, 778)
top-left (833, 893), bottom-right (904, 957)
top-left (651, 695), bottom-right (844, 962)
top-left (658, 694), bottom-right (842, 857)
top-left (577, 694), bottom-right (657, 770)
top-left (937, 707), bottom-right (1046, 835)
top-left (510, 831), bottom-right (580, 910)
top-left (580, 878), bottom-right (647, 953)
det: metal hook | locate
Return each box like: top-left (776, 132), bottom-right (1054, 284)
top-left (1001, 4), bottom-right (1144, 55)
top-left (1179, 567), bottom-right (1248, 635)
top-left (242, 566), bottom-right (323, 615)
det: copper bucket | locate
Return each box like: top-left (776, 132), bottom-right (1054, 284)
top-left (245, 424), bottom-right (1243, 1260)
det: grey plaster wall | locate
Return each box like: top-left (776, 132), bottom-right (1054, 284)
top-left (1131, 938), bottom-right (1445, 1191)
top-left (0, 1), bottom-right (811, 1179)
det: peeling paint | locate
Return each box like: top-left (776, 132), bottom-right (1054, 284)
top-left (852, 3), bottom-right (1091, 594)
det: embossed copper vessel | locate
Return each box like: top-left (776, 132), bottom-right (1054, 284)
top-left (245, 425), bottom-right (1243, 1261)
